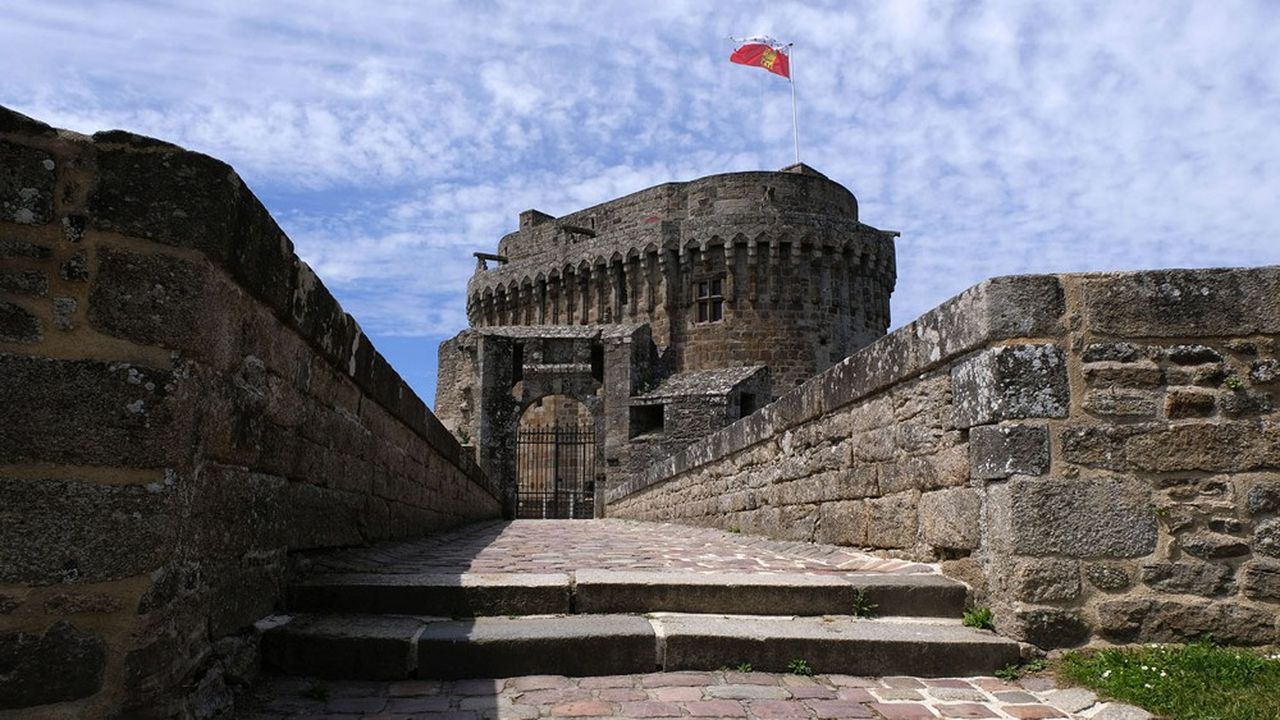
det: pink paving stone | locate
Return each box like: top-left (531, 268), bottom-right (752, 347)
top-left (836, 688), bottom-right (876, 703)
top-left (649, 686), bottom-right (705, 702)
top-left (826, 676), bottom-right (879, 688)
top-left (1002, 705), bottom-right (1066, 719)
top-left (509, 675), bottom-right (575, 691)
top-left (971, 679), bottom-right (1019, 693)
top-left (882, 677), bottom-right (926, 689)
top-left (516, 688), bottom-right (591, 706)
top-left (806, 699), bottom-right (876, 718)
top-left (388, 679), bottom-right (443, 696)
top-left (640, 672), bottom-right (717, 687)
top-left (619, 700), bottom-right (686, 717)
top-left (685, 699), bottom-right (749, 717)
top-left (749, 699), bottom-right (814, 718)
top-left (789, 686), bottom-right (838, 699)
top-left (550, 699), bottom-right (615, 717)
top-left (579, 676), bottom-right (637, 689)
top-left (868, 703), bottom-right (938, 719)
top-left (782, 675), bottom-right (820, 687)
top-left (935, 703), bottom-right (999, 719)
top-left (598, 688), bottom-right (648, 701)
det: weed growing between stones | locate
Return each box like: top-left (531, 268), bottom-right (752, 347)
top-left (1059, 639), bottom-right (1280, 720)
top-left (734, 662), bottom-right (753, 672)
top-left (850, 588), bottom-right (878, 617)
top-left (787, 659), bottom-right (814, 676)
top-left (962, 606), bottom-right (994, 630)
top-left (1224, 375), bottom-right (1246, 391)
top-left (996, 658), bottom-right (1048, 681)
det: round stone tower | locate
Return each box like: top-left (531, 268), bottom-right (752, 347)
top-left (462, 164), bottom-right (896, 393)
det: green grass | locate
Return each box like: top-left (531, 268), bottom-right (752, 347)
top-left (962, 606), bottom-right (994, 630)
top-left (786, 658), bottom-right (814, 676)
top-left (996, 658), bottom-right (1048, 681)
top-left (1059, 641), bottom-right (1280, 720)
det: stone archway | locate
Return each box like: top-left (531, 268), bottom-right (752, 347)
top-left (515, 395), bottom-right (597, 518)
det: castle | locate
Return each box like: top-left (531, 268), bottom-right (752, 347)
top-left (434, 164), bottom-right (899, 516)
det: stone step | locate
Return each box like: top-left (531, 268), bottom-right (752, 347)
top-left (289, 570), bottom-right (967, 618)
top-left (259, 612), bottom-right (1020, 681)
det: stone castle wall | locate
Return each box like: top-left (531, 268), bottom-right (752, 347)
top-left (462, 167), bottom-right (897, 392)
top-left (606, 267), bottom-right (1280, 649)
top-left (0, 108), bottom-right (501, 718)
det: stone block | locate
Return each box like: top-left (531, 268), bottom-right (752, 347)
top-left (0, 236), bottom-right (52, 258)
top-left (1220, 389), bottom-right (1272, 417)
top-left (1179, 532), bottom-right (1250, 559)
top-left (1164, 388), bottom-right (1217, 419)
top-left (0, 300), bottom-right (41, 343)
top-left (1250, 359), bottom-right (1278, 384)
top-left (865, 493), bottom-right (918, 549)
top-left (59, 251), bottom-right (88, 282)
top-left (1085, 563), bottom-right (1133, 592)
top-left (951, 345), bottom-right (1069, 428)
top-left (1081, 342), bottom-right (1150, 363)
top-left (0, 139), bottom-right (55, 225)
top-left (1240, 559), bottom-right (1280, 601)
top-left (52, 297), bottom-right (77, 330)
top-left (1097, 598), bottom-right (1279, 645)
top-left (0, 476), bottom-right (178, 585)
top-left (88, 246), bottom-right (208, 351)
top-left (919, 487), bottom-right (980, 550)
top-left (814, 501), bottom-right (869, 546)
top-left (1125, 422), bottom-right (1280, 473)
top-left (1140, 560), bottom-right (1235, 596)
top-left (0, 269), bottom-right (47, 296)
top-left (1165, 345), bottom-right (1223, 364)
top-left (1082, 389), bottom-right (1158, 418)
top-left (0, 355), bottom-right (192, 468)
top-left (89, 141), bottom-right (296, 318)
top-left (1082, 361), bottom-right (1164, 389)
top-left (1081, 267), bottom-right (1280, 337)
top-left (969, 423), bottom-right (1049, 480)
top-left (0, 621), bottom-right (106, 709)
top-left (1255, 518), bottom-right (1280, 558)
top-left (1164, 362), bottom-right (1227, 387)
top-left (1010, 607), bottom-right (1089, 649)
top-left (1013, 559), bottom-right (1080, 602)
top-left (998, 477), bottom-right (1156, 558)
top-left (1246, 478), bottom-right (1280, 514)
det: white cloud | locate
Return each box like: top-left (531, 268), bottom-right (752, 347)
top-left (3, 0), bottom-right (1279, 402)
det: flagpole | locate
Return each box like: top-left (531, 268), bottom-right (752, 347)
top-left (788, 43), bottom-right (800, 164)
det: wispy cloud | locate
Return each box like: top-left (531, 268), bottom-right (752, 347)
top-left (4, 0), bottom-right (1279, 401)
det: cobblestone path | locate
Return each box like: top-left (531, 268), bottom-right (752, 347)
top-left (241, 670), bottom-right (1133, 719)
top-left (301, 520), bottom-right (933, 576)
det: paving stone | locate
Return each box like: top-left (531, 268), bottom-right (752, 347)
top-left (706, 684), bottom-right (791, 700)
top-left (640, 671), bottom-right (716, 687)
top-left (550, 699), bottom-right (613, 716)
top-left (599, 688), bottom-right (647, 701)
top-left (751, 698), bottom-right (814, 718)
top-left (836, 688), bottom-right (876, 702)
top-left (685, 698), bottom-right (748, 717)
top-left (993, 691), bottom-right (1038, 703)
top-left (926, 687), bottom-right (988, 702)
top-left (618, 700), bottom-right (684, 716)
top-left (936, 703), bottom-right (998, 718)
top-left (649, 686), bottom-right (703, 701)
top-left (874, 688), bottom-right (925, 701)
top-left (388, 679), bottom-right (442, 696)
top-left (1090, 703), bottom-right (1154, 720)
top-left (1044, 688), bottom-right (1097, 713)
top-left (386, 695), bottom-right (450, 712)
top-left (869, 702), bottom-right (938, 719)
top-left (805, 699), bottom-right (876, 718)
top-left (1002, 704), bottom-right (1065, 719)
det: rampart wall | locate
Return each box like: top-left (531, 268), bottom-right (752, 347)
top-left (606, 267), bottom-right (1280, 649)
top-left (0, 107), bottom-right (501, 718)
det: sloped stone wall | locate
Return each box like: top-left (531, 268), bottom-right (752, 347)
top-left (606, 266), bottom-right (1280, 649)
top-left (0, 107), bottom-right (501, 718)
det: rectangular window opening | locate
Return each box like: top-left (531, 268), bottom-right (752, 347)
top-left (629, 404), bottom-right (665, 438)
top-left (694, 276), bottom-right (725, 324)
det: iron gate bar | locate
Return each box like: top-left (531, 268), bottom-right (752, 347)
top-left (515, 423), bottom-right (595, 519)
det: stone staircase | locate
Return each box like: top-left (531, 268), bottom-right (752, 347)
top-left (256, 521), bottom-right (1022, 681)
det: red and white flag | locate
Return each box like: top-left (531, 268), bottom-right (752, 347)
top-left (729, 37), bottom-right (790, 79)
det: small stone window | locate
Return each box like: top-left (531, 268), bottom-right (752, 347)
top-left (694, 277), bottom-right (724, 323)
top-left (629, 404), bottom-right (665, 438)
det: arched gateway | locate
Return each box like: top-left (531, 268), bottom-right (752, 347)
top-left (516, 395), bottom-right (596, 518)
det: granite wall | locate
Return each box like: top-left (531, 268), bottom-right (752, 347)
top-left (606, 267), bottom-right (1280, 649)
top-left (0, 107), bottom-right (501, 718)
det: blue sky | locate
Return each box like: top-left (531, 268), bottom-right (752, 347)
top-left (4, 1), bottom-right (1279, 405)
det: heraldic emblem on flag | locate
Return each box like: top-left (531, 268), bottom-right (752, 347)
top-left (729, 37), bottom-right (791, 79)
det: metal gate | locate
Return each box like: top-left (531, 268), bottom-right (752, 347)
top-left (515, 424), bottom-right (595, 519)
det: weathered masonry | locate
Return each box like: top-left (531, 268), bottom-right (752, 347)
top-left (606, 267), bottom-right (1280, 649)
top-left (0, 106), bottom-right (500, 718)
top-left (435, 166), bottom-right (897, 511)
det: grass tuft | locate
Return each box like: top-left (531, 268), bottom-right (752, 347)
top-left (1059, 640), bottom-right (1280, 720)
top-left (962, 606), bottom-right (995, 630)
top-left (850, 588), bottom-right (878, 618)
top-left (786, 658), bottom-right (814, 676)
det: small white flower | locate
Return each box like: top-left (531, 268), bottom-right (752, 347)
top-left (1160, 671), bottom-right (1167, 677)
top-left (1102, 670), bottom-right (1112, 678)
top-left (1144, 683), bottom-right (1153, 689)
